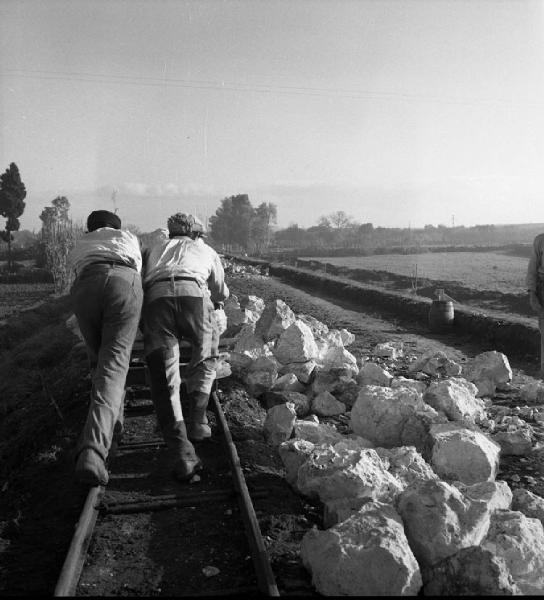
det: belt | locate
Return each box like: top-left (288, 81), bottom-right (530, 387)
top-left (84, 260), bottom-right (137, 271)
top-left (154, 276), bottom-right (200, 284)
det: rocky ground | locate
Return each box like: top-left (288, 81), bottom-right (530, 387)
top-left (1, 268), bottom-right (544, 595)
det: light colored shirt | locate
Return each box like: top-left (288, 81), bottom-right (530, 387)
top-left (68, 228), bottom-right (142, 275)
top-left (527, 233), bottom-right (544, 292)
top-left (142, 229), bottom-right (229, 303)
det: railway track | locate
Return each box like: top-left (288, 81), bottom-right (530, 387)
top-left (53, 340), bottom-right (281, 597)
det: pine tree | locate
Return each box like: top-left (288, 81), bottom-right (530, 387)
top-left (0, 163), bottom-right (27, 272)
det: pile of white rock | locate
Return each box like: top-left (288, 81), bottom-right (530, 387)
top-left (221, 295), bottom-right (544, 596)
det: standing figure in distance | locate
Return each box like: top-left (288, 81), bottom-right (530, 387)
top-left (142, 213), bottom-right (228, 482)
top-left (527, 231), bottom-right (544, 376)
top-left (68, 210), bottom-right (143, 486)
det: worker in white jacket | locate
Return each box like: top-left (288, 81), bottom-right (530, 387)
top-left (142, 213), bottom-right (228, 481)
top-left (68, 210), bottom-right (143, 486)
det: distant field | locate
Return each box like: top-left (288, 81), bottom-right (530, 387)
top-left (302, 251), bottom-right (529, 294)
top-left (0, 283), bottom-right (54, 320)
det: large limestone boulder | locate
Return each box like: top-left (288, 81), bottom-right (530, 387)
top-left (374, 340), bottom-right (404, 360)
top-left (238, 294), bottom-right (265, 319)
top-left (320, 346), bottom-right (358, 376)
top-left (223, 295), bottom-right (250, 336)
top-left (339, 328), bottom-right (355, 346)
top-left (397, 479), bottom-right (492, 567)
top-left (375, 446), bottom-right (437, 490)
top-left (255, 299), bottom-right (296, 341)
top-left (297, 313), bottom-right (329, 340)
top-left (314, 329), bottom-right (344, 361)
top-left (270, 373), bottom-right (306, 393)
top-left (278, 438), bottom-right (315, 486)
top-left (229, 323), bottom-right (273, 371)
top-left (356, 362), bottom-right (393, 387)
top-left (279, 360), bottom-right (317, 384)
top-left (423, 377), bottom-right (485, 424)
top-left (311, 391), bottom-right (345, 417)
top-left (464, 351), bottom-right (513, 397)
top-left (243, 356), bottom-right (279, 395)
top-left (493, 420), bottom-right (534, 456)
top-left (292, 420), bottom-right (347, 446)
top-left (512, 488), bottom-right (544, 526)
top-left (301, 501), bottom-right (422, 596)
top-left (297, 442), bottom-right (402, 503)
top-left (391, 377), bottom-right (427, 394)
top-left (482, 510), bottom-right (544, 594)
top-left (272, 320), bottom-right (318, 365)
top-left (263, 390), bottom-right (311, 418)
top-left (453, 480), bottom-right (513, 512)
top-left (423, 546), bottom-right (521, 596)
top-left (408, 350), bottom-right (462, 377)
top-left (263, 402), bottom-right (297, 446)
top-left (430, 423), bottom-right (501, 484)
top-left (350, 385), bottom-right (444, 452)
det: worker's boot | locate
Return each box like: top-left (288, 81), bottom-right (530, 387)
top-left (186, 391), bottom-right (212, 442)
top-left (164, 420), bottom-right (202, 482)
top-left (75, 447), bottom-right (109, 487)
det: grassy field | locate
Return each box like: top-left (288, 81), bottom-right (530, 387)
top-left (302, 250), bottom-right (529, 294)
top-left (0, 283), bottom-right (55, 320)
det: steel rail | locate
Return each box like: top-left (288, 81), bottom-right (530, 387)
top-left (211, 390), bottom-right (280, 597)
top-left (53, 485), bottom-right (104, 597)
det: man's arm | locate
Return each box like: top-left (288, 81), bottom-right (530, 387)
top-left (208, 252), bottom-right (229, 305)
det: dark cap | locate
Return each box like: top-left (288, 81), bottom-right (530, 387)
top-left (87, 210), bottom-right (121, 232)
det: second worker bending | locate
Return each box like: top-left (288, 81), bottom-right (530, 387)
top-left (141, 213), bottom-right (229, 481)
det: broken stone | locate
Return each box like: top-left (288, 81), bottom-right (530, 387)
top-left (229, 323), bottom-right (273, 371)
top-left (297, 443), bottom-right (402, 503)
top-left (292, 420), bottom-right (345, 446)
top-left (408, 350), bottom-right (462, 377)
top-left (301, 501), bottom-right (422, 596)
top-left (482, 510), bottom-right (544, 595)
top-left (356, 362), bottom-right (393, 387)
top-left (279, 360), bottom-right (317, 384)
top-left (297, 313), bottom-right (329, 339)
top-left (512, 488), bottom-right (544, 526)
top-left (520, 381), bottom-right (544, 403)
top-left (263, 391), bottom-right (311, 418)
top-left (272, 320), bottom-right (318, 365)
top-left (238, 294), bottom-right (265, 318)
top-left (271, 373), bottom-right (306, 393)
top-left (397, 479), bottom-right (492, 567)
top-left (423, 546), bottom-right (521, 596)
top-left (453, 480), bottom-right (513, 512)
top-left (374, 341), bottom-right (404, 360)
top-left (391, 377), bottom-right (427, 394)
top-left (278, 438), bottom-right (316, 486)
top-left (320, 346), bottom-right (358, 376)
top-left (254, 299), bottom-right (296, 342)
top-left (314, 329), bottom-right (344, 361)
top-left (263, 402), bottom-right (297, 446)
top-left (339, 328), bottom-right (355, 347)
top-left (464, 351), bottom-right (513, 397)
top-left (323, 496), bottom-right (372, 528)
top-left (375, 446), bottom-right (437, 490)
top-left (215, 358), bottom-right (232, 379)
top-left (430, 423), bottom-right (501, 484)
top-left (493, 427), bottom-right (533, 456)
top-left (311, 391), bottom-right (345, 417)
top-left (423, 377), bottom-right (485, 424)
top-left (243, 356), bottom-right (279, 395)
top-left (332, 377), bottom-right (360, 409)
top-left (350, 385), bottom-right (443, 452)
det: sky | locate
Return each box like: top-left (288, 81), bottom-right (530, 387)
top-left (1, 0), bottom-right (544, 232)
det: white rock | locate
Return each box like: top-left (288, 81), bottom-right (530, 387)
top-left (339, 328), bottom-right (355, 346)
top-left (408, 350), bottom-right (462, 377)
top-left (423, 377), bottom-right (485, 424)
top-left (292, 420), bottom-right (346, 446)
top-left (320, 346), bottom-right (358, 376)
top-left (297, 313), bottom-right (329, 339)
top-left (482, 510), bottom-right (544, 594)
top-left (453, 480), bottom-right (513, 511)
top-left (239, 294), bottom-right (265, 318)
top-left (243, 356), bottom-right (279, 395)
top-left (279, 360), bottom-right (317, 384)
top-left (311, 391), bottom-right (346, 417)
top-left (397, 479), bottom-right (492, 567)
top-left (255, 299), bottom-right (296, 341)
top-left (374, 341), bottom-right (404, 360)
top-left (314, 329), bottom-right (344, 361)
top-left (278, 439), bottom-right (315, 486)
top-left (464, 351), bottom-right (513, 397)
top-left (350, 385), bottom-right (444, 451)
top-left (430, 423), bottom-right (501, 484)
top-left (520, 381), bottom-right (544, 403)
top-left (263, 402), bottom-right (297, 446)
top-left (229, 323), bottom-right (273, 371)
top-left (297, 443), bottom-right (402, 503)
top-left (273, 320), bottom-right (318, 365)
top-left (323, 497), bottom-right (372, 528)
top-left (375, 446), bottom-right (438, 490)
top-left (512, 488), bottom-right (544, 526)
top-left (493, 427), bottom-right (533, 456)
top-left (356, 362), bottom-right (393, 387)
top-left (391, 377), bottom-right (427, 394)
top-left (271, 373), bottom-right (306, 393)
top-left (301, 501), bottom-right (422, 596)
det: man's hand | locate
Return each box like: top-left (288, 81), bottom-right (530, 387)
top-left (529, 290), bottom-right (542, 313)
top-left (214, 308), bottom-right (227, 335)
